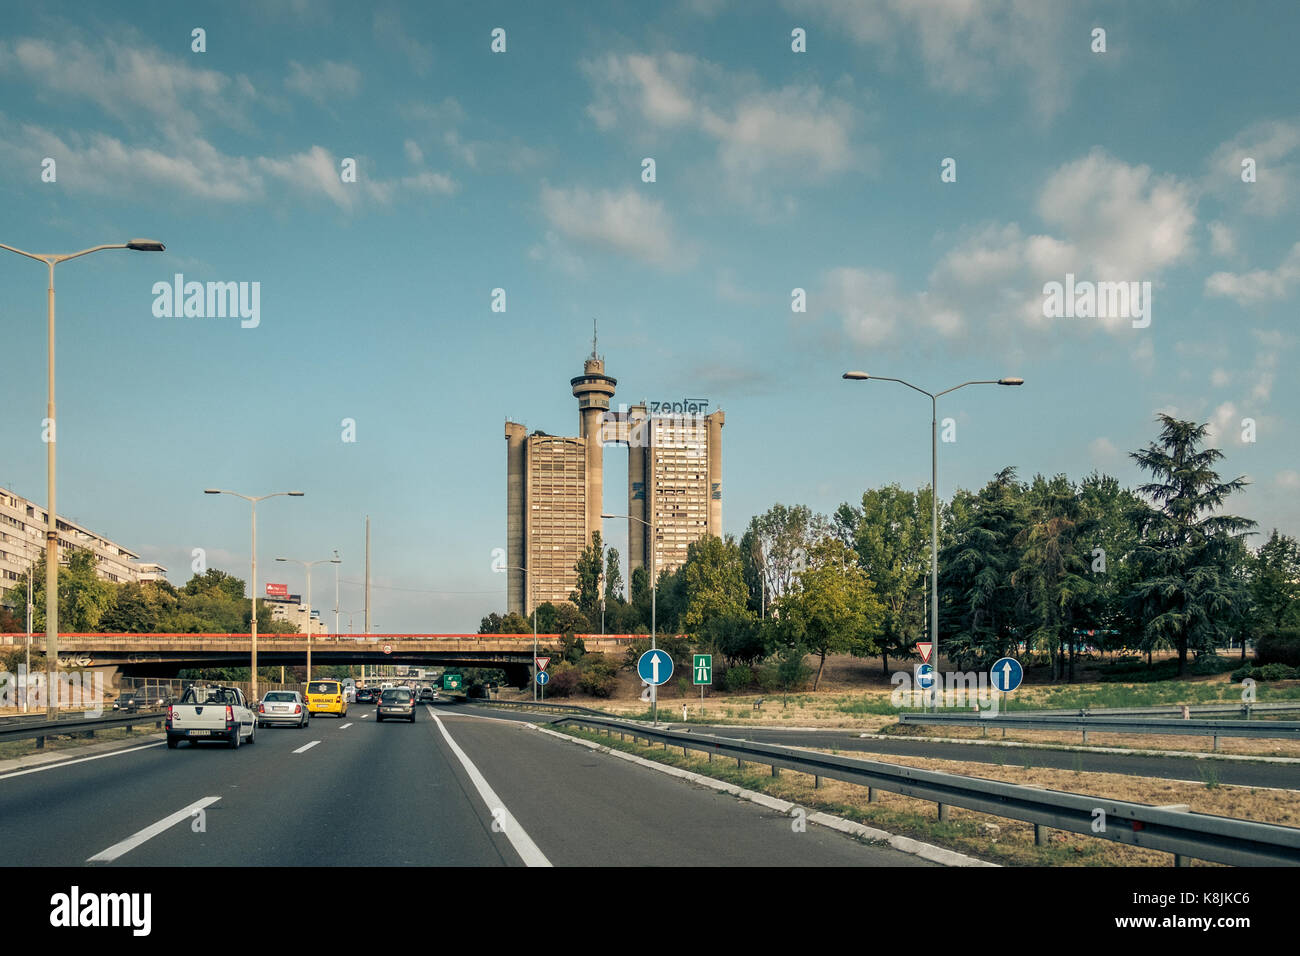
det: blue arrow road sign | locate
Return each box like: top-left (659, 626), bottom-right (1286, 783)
top-left (916, 663), bottom-right (935, 689)
top-left (991, 657), bottom-right (1023, 693)
top-left (637, 649), bottom-right (674, 685)
top-left (535, 671), bottom-right (550, 686)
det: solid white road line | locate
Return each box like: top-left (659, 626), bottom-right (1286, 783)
top-left (293, 740), bottom-right (321, 754)
top-left (87, 796), bottom-right (221, 863)
top-left (429, 709), bottom-right (551, 867)
top-left (0, 742), bottom-right (165, 781)
top-left (339, 723), bottom-right (353, 729)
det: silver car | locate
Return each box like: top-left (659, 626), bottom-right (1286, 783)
top-left (256, 690), bottom-right (310, 728)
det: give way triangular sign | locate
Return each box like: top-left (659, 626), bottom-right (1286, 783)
top-left (535, 656), bottom-right (551, 671)
top-left (916, 642), bottom-right (933, 664)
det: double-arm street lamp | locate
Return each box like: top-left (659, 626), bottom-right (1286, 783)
top-left (1, 238), bottom-right (165, 717)
top-left (203, 489), bottom-right (303, 700)
top-left (276, 555), bottom-right (341, 681)
top-left (841, 372), bottom-right (1023, 709)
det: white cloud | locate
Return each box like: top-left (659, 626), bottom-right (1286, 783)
top-left (1205, 118), bottom-right (1300, 216)
top-left (539, 185), bottom-right (691, 270)
top-left (1277, 470), bottom-right (1300, 490)
top-left (1210, 368), bottom-right (1232, 387)
top-left (1208, 221), bottom-right (1236, 257)
top-left (0, 36), bottom-right (257, 133)
top-left (783, 0), bottom-right (1073, 119)
top-left (821, 267), bottom-right (962, 346)
top-left (374, 10), bottom-right (434, 76)
top-left (286, 60), bottom-right (361, 103)
top-left (582, 51), bottom-right (867, 210)
top-left (1205, 242), bottom-right (1300, 305)
top-left (1089, 437), bottom-right (1118, 461)
top-left (404, 139), bottom-right (423, 164)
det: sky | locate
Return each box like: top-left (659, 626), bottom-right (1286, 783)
top-left (1, 1), bottom-right (1297, 632)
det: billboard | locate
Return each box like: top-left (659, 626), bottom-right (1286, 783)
top-left (266, 583), bottom-right (289, 597)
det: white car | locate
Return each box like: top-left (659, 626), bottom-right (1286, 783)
top-left (256, 690), bottom-right (310, 728)
top-left (166, 685), bottom-right (256, 749)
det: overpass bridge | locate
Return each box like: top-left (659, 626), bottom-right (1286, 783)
top-left (0, 633), bottom-right (640, 688)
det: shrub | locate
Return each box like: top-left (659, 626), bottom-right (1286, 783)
top-left (577, 657), bottom-right (618, 697)
top-left (777, 651), bottom-right (811, 691)
top-left (1256, 629), bottom-right (1300, 668)
top-left (1258, 663), bottom-right (1297, 682)
top-left (724, 664), bottom-right (753, 692)
top-left (546, 662), bottom-right (580, 697)
top-left (755, 665), bottom-right (781, 693)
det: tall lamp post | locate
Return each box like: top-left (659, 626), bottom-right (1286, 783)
top-left (603, 513), bottom-right (658, 718)
top-left (203, 489), bottom-right (303, 700)
top-left (276, 555), bottom-right (341, 682)
top-left (1, 238), bottom-right (165, 717)
top-left (841, 372), bottom-right (1023, 710)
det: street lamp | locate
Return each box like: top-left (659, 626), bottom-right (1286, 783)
top-left (841, 372), bottom-right (1023, 710)
top-left (1, 238), bottom-right (165, 716)
top-left (603, 512), bottom-right (659, 721)
top-left (203, 489), bottom-right (303, 700)
top-left (276, 555), bottom-right (341, 682)
top-left (499, 564), bottom-right (539, 700)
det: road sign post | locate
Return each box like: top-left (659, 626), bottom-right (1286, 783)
top-left (990, 657), bottom-right (1023, 712)
top-left (693, 653), bottom-right (712, 703)
top-left (637, 649), bottom-right (674, 724)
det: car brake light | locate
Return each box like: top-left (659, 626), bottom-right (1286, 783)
top-left (294, 705), bottom-right (301, 714)
top-left (225, 705), bottom-right (234, 722)
top-left (258, 704), bottom-right (265, 713)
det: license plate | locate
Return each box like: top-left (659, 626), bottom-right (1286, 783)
top-left (273, 706), bottom-right (287, 712)
top-left (188, 730), bottom-right (210, 736)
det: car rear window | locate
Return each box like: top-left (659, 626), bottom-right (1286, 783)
top-left (381, 689), bottom-right (411, 701)
top-left (308, 682), bottom-right (340, 695)
top-left (263, 692), bottom-right (296, 702)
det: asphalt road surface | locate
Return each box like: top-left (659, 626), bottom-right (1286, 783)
top-left (0, 703), bottom-right (931, 867)
top-left (461, 704), bottom-right (1300, 791)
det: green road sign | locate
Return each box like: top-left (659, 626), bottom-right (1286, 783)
top-left (443, 674), bottom-right (462, 691)
top-left (693, 654), bottom-right (712, 685)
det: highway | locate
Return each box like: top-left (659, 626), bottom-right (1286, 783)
top-left (0, 702), bottom-right (931, 867)
top-left (461, 706), bottom-right (1300, 791)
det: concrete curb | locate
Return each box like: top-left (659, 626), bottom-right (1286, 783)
top-left (529, 722), bottom-right (996, 868)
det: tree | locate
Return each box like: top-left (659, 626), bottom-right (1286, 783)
top-left (744, 504), bottom-right (826, 610)
top-left (1250, 530), bottom-right (1300, 632)
top-left (774, 538), bottom-right (884, 689)
top-left (834, 484), bottom-right (932, 674)
top-left (681, 535), bottom-right (750, 633)
top-left (570, 532), bottom-right (605, 625)
top-left (1127, 415), bottom-right (1256, 675)
top-left (1012, 474), bottom-right (1093, 681)
top-left (6, 551), bottom-right (116, 633)
top-left (938, 468), bottom-right (1028, 669)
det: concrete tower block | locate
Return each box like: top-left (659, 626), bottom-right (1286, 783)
top-left (571, 355), bottom-right (616, 547)
top-left (505, 421), bottom-right (527, 616)
top-left (707, 410), bottom-right (725, 536)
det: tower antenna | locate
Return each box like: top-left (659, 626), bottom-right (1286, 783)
top-left (592, 318), bottom-right (598, 359)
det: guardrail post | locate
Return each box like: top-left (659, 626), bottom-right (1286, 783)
top-left (867, 787), bottom-right (878, 803)
top-left (814, 775), bottom-right (820, 789)
top-left (1082, 730), bottom-right (1089, 744)
top-left (771, 765), bottom-right (779, 778)
top-left (1034, 824), bottom-right (1047, 846)
top-left (937, 803), bottom-right (949, 821)
top-left (1212, 735), bottom-right (1219, 752)
top-left (1174, 854), bottom-right (1190, 867)
top-left (35, 735), bottom-right (45, 749)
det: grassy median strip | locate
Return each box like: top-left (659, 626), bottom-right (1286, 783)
top-left (555, 726), bottom-right (1237, 867)
top-left (0, 724), bottom-right (163, 762)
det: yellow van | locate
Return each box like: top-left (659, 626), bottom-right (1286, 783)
top-left (304, 679), bottom-right (348, 718)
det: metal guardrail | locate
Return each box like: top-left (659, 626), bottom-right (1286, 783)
top-left (898, 712), bottom-right (1300, 749)
top-left (1019, 702), bottom-right (1300, 718)
top-left (0, 712), bottom-right (165, 749)
top-left (463, 697), bottom-right (615, 718)
top-left (548, 714), bottom-right (1300, 867)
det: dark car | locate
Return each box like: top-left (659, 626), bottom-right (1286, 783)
top-left (112, 693), bottom-right (142, 713)
top-left (376, 687), bottom-right (415, 723)
top-left (356, 687), bottom-right (377, 703)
